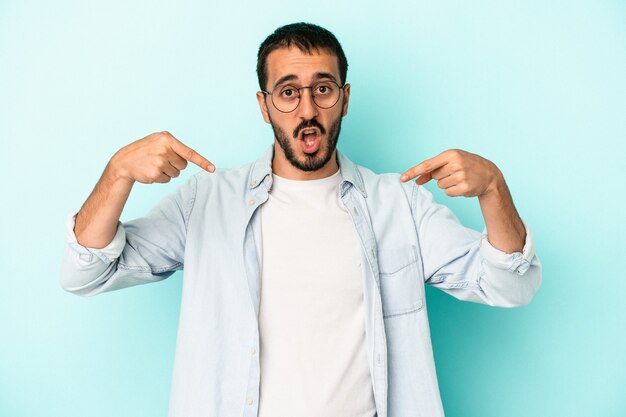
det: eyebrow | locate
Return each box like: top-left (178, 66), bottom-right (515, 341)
top-left (272, 72), bottom-right (338, 89)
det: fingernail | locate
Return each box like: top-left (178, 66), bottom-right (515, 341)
top-left (400, 175), bottom-right (408, 181)
top-left (207, 165), bottom-right (215, 172)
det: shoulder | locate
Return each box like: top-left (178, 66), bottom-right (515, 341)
top-left (354, 163), bottom-right (417, 201)
top-left (352, 161), bottom-right (439, 216)
top-left (193, 160), bottom-right (254, 188)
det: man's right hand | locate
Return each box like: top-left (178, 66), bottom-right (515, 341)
top-left (109, 131), bottom-right (215, 185)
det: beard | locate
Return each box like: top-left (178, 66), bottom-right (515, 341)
top-left (269, 113), bottom-right (343, 172)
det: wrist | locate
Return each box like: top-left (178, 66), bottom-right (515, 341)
top-left (105, 155), bottom-right (134, 186)
top-left (480, 166), bottom-right (506, 200)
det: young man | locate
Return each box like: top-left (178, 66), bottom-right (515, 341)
top-left (60, 22), bottom-right (541, 417)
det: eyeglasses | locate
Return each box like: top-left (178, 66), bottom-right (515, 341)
top-left (261, 80), bottom-right (345, 113)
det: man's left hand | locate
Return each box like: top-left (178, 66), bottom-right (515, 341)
top-left (400, 149), bottom-right (503, 198)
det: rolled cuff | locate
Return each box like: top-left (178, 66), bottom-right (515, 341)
top-left (64, 210), bottom-right (126, 264)
top-left (479, 219), bottom-right (536, 276)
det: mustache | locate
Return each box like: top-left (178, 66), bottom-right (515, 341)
top-left (293, 119), bottom-right (326, 139)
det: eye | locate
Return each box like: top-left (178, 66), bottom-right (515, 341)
top-left (279, 86), bottom-right (298, 99)
top-left (314, 83), bottom-right (334, 95)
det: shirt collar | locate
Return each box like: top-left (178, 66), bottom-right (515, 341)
top-left (248, 143), bottom-right (368, 198)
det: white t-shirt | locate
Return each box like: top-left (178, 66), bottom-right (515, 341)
top-left (257, 168), bottom-right (377, 417)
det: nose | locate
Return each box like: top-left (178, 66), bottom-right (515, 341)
top-left (297, 87), bottom-right (319, 120)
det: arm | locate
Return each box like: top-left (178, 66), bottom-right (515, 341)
top-left (408, 183), bottom-right (541, 307)
top-left (401, 149), bottom-right (542, 307)
top-left (73, 161), bottom-right (134, 249)
top-left (477, 173), bottom-right (526, 254)
top-left (60, 173), bottom-right (198, 296)
top-left (60, 131), bottom-right (214, 296)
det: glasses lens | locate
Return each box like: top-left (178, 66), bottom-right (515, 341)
top-left (312, 81), bottom-right (340, 109)
top-left (272, 84), bottom-right (300, 112)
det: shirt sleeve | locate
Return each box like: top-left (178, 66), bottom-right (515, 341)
top-left (410, 182), bottom-right (542, 307)
top-left (64, 210), bottom-right (127, 264)
top-left (479, 219), bottom-right (536, 275)
top-left (59, 173), bottom-right (198, 296)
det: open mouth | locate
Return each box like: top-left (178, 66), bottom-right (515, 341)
top-left (298, 127), bottom-right (321, 154)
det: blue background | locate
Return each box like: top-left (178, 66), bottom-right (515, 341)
top-left (1, 1), bottom-right (625, 416)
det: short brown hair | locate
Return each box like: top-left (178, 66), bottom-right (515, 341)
top-left (256, 22), bottom-right (348, 91)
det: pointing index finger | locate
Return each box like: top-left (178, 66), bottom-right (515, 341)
top-left (400, 153), bottom-right (449, 182)
top-left (170, 138), bottom-right (215, 172)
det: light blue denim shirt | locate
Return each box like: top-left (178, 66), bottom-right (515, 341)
top-left (60, 143), bottom-right (541, 417)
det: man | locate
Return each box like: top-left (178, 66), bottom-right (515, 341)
top-left (60, 22), bottom-right (541, 417)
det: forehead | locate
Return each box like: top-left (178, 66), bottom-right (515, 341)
top-left (265, 46), bottom-right (340, 87)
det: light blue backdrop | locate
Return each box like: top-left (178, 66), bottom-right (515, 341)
top-left (1, 1), bottom-right (624, 416)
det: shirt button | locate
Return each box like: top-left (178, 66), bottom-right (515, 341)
top-left (251, 180), bottom-right (258, 187)
top-left (251, 346), bottom-right (257, 354)
top-left (246, 398), bottom-right (253, 405)
top-left (248, 199), bottom-right (256, 206)
top-left (264, 176), bottom-right (270, 183)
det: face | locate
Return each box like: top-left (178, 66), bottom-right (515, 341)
top-left (256, 47), bottom-right (351, 176)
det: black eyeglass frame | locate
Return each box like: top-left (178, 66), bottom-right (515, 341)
top-left (260, 80), bottom-right (346, 113)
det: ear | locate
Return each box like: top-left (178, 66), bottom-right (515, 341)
top-left (256, 92), bottom-right (271, 124)
top-left (341, 83), bottom-right (351, 117)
